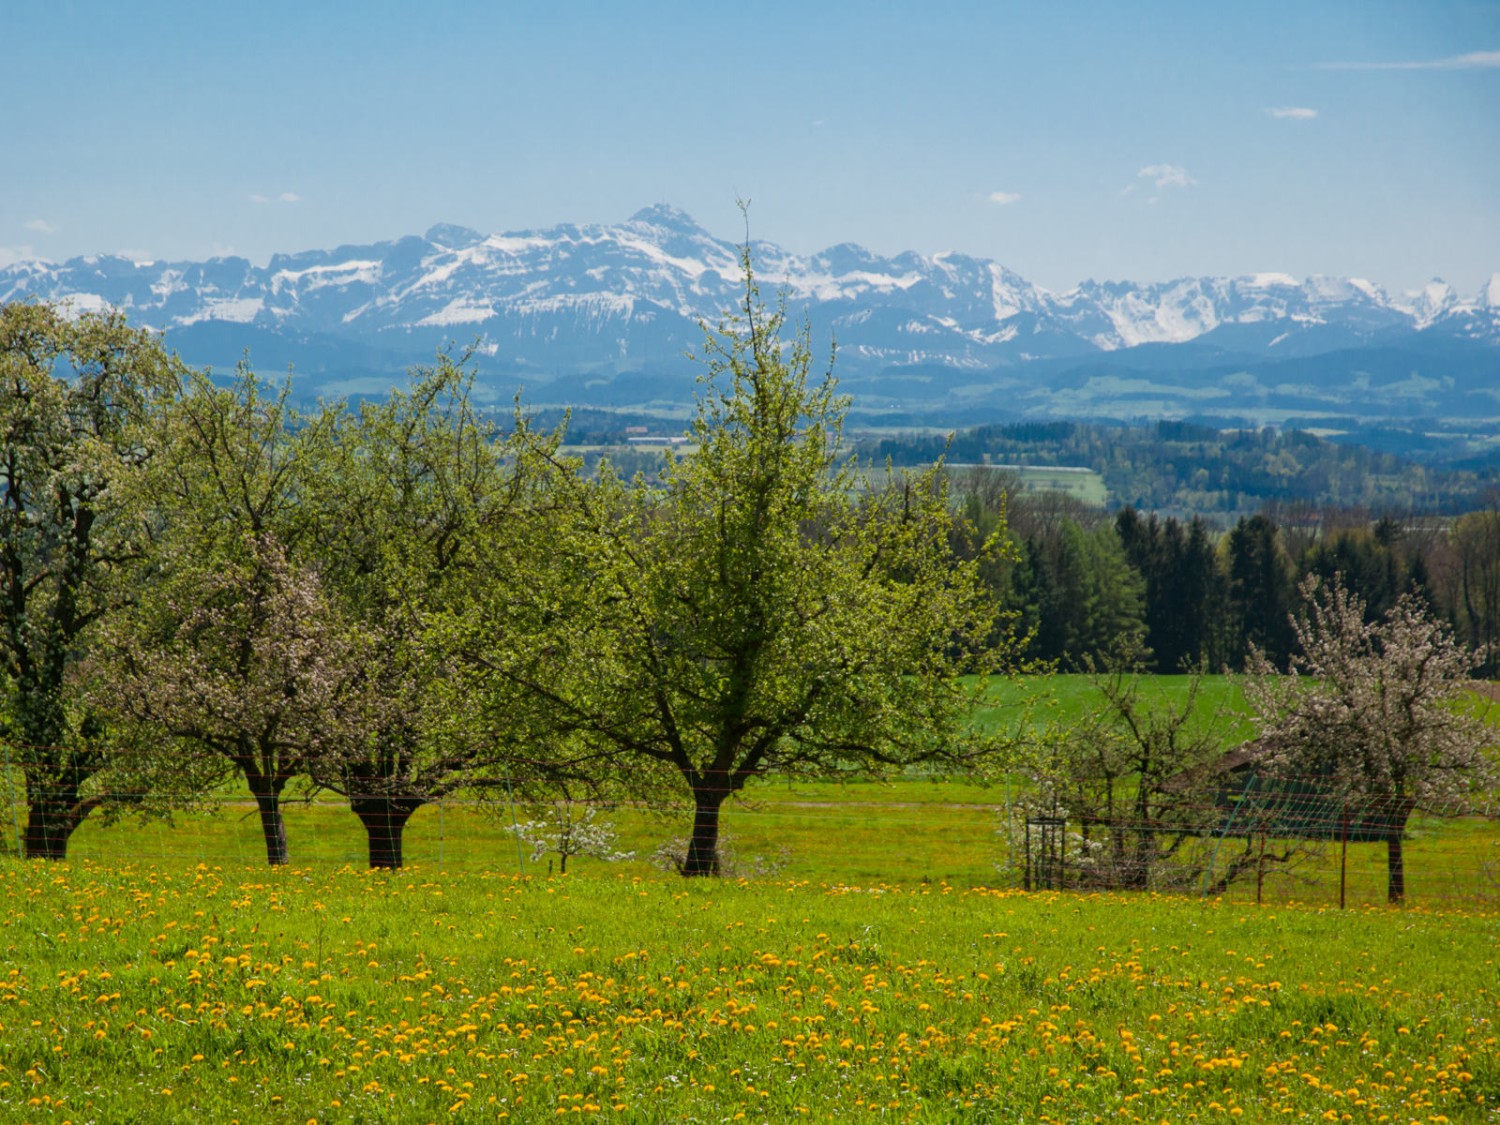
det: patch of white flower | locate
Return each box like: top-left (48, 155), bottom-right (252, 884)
top-left (505, 802), bottom-right (634, 873)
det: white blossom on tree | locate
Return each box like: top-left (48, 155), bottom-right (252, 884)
top-left (505, 801), bottom-right (634, 873)
top-left (1245, 575), bottom-right (1499, 903)
top-left (88, 371), bottom-right (369, 866)
top-left (93, 531), bottom-right (368, 865)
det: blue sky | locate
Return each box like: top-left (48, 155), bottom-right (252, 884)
top-left (2, 1), bottom-right (1497, 293)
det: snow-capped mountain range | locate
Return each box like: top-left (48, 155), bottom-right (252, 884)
top-left (4, 204), bottom-right (1497, 422)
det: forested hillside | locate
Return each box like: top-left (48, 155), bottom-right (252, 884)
top-left (947, 464), bottom-right (1500, 676)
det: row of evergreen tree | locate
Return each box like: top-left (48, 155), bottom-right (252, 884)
top-left (950, 471), bottom-right (1500, 674)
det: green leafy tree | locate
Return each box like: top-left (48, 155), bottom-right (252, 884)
top-left (1116, 509), bottom-right (1224, 672)
top-left (0, 302), bottom-right (186, 858)
top-left (947, 466), bottom-right (1027, 650)
top-left (1446, 506), bottom-right (1500, 674)
top-left (301, 357), bottom-right (569, 869)
top-left (477, 247), bottom-right (1013, 876)
top-left (1028, 519), bottom-right (1146, 668)
top-left (1300, 527), bottom-right (1407, 624)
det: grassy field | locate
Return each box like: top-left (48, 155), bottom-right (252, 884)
top-left (969, 672), bottom-right (1258, 742)
top-left (28, 780), bottom-right (1498, 912)
top-left (4, 675), bottom-right (1496, 909)
top-left (2, 676), bottom-right (1498, 1120)
top-left (1, 864), bottom-right (1495, 1123)
top-left (940, 463), bottom-right (1110, 507)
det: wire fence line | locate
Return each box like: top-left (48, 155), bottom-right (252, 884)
top-left (2, 749), bottom-right (1497, 910)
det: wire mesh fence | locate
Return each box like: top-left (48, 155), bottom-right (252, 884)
top-left (2, 749), bottom-right (1497, 909)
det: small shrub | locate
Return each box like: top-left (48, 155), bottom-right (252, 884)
top-left (650, 833), bottom-right (790, 879)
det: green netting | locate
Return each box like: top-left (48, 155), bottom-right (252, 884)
top-left (1212, 771), bottom-right (1403, 843)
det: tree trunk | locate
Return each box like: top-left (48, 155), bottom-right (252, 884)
top-left (1386, 831), bottom-right (1406, 905)
top-left (22, 791), bottom-right (76, 860)
top-left (682, 786), bottom-right (725, 877)
top-left (252, 788), bottom-right (289, 866)
top-left (1129, 824), bottom-right (1153, 891)
top-left (350, 796), bottom-right (421, 870)
top-left (20, 757), bottom-right (96, 860)
top-left (1382, 796), bottom-right (1417, 906)
top-left (19, 739), bottom-right (101, 860)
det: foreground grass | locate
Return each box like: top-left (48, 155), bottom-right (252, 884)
top-left (0, 863), bottom-right (1495, 1123)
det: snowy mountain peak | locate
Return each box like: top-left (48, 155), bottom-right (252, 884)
top-left (424, 223), bottom-right (486, 249)
top-left (1484, 272), bottom-right (1500, 310)
top-left (1407, 280), bottom-right (1461, 328)
top-left (628, 203), bottom-right (704, 231)
top-left (1242, 272), bottom-right (1300, 289)
top-left (0, 208), bottom-right (1494, 403)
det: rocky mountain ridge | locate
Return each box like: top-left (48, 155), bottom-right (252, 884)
top-left (4, 205), bottom-right (1497, 424)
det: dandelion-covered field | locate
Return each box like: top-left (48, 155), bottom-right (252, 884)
top-left (1, 863), bottom-right (1495, 1124)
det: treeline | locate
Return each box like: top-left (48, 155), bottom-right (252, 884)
top-left (864, 419), bottom-right (1493, 517)
top-left (0, 292), bottom-right (1005, 874)
top-left (8, 291), bottom-right (1495, 887)
top-left (948, 467), bottom-right (1500, 674)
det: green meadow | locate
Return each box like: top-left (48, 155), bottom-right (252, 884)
top-left (5, 676), bottom-right (1495, 908)
top-left (0, 864), bottom-right (1495, 1123)
top-left (1, 675), bottom-right (1498, 1122)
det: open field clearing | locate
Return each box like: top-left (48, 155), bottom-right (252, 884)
top-left (31, 789), bottom-right (1499, 912)
top-left (0, 865), bottom-right (1495, 1123)
top-left (5, 676), bottom-right (1498, 908)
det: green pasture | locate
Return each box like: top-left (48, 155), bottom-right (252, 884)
top-left (943, 463), bottom-right (1110, 506)
top-left (0, 863), bottom-right (1494, 1123)
top-left (2, 674), bottom-right (1499, 1121)
top-left (1009, 465), bottom-right (1109, 506)
top-left (43, 787), bottom-right (1496, 913)
top-left (968, 672), bottom-right (1258, 743)
top-left (3, 674), bottom-right (1496, 911)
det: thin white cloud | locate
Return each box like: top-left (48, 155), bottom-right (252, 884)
top-left (1319, 48), bottom-right (1500, 71)
top-left (1137, 164), bottom-right (1196, 189)
top-left (986, 191), bottom-right (1022, 206)
top-left (1267, 106), bottom-right (1318, 120)
top-left (278, 191), bottom-right (301, 204)
top-left (24, 218), bottom-right (56, 234)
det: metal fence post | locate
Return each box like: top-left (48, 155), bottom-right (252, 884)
top-left (1023, 814), bottom-right (1032, 891)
